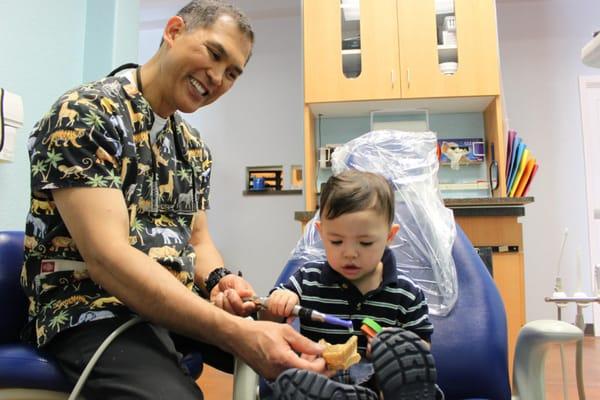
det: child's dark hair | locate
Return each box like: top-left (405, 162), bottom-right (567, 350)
top-left (319, 170), bottom-right (395, 225)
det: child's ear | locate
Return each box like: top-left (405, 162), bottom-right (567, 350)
top-left (387, 224), bottom-right (400, 243)
top-left (315, 220), bottom-right (322, 234)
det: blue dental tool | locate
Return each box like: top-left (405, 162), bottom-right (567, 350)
top-left (246, 296), bottom-right (353, 329)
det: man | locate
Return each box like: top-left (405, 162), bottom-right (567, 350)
top-left (22, 1), bottom-right (325, 398)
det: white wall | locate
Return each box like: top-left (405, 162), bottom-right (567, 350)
top-left (496, 0), bottom-right (600, 324)
top-left (138, 8), bottom-right (305, 296)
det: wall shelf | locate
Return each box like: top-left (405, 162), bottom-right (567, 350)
top-left (243, 189), bottom-right (302, 196)
top-left (308, 96), bottom-right (496, 117)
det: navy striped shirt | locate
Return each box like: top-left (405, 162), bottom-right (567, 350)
top-left (279, 247), bottom-right (433, 354)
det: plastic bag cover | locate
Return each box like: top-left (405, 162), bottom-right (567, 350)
top-left (290, 130), bottom-right (458, 316)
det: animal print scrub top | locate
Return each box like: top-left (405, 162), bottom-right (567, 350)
top-left (21, 75), bottom-right (212, 347)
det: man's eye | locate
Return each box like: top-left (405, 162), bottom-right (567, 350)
top-left (208, 47), bottom-right (221, 61)
top-left (226, 71), bottom-right (239, 81)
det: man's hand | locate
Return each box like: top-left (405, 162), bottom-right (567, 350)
top-left (233, 319), bottom-right (327, 380)
top-left (210, 274), bottom-right (256, 316)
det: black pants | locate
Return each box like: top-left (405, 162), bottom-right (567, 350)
top-left (44, 317), bottom-right (234, 400)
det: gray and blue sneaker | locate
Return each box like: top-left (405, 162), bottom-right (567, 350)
top-left (272, 368), bottom-right (378, 400)
top-left (371, 328), bottom-right (438, 400)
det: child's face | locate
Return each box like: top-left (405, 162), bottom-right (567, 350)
top-left (316, 209), bottom-right (399, 291)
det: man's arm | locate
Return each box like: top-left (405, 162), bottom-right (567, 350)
top-left (189, 210), bottom-right (225, 285)
top-left (189, 211), bottom-right (256, 315)
top-left (52, 187), bottom-right (235, 343)
top-left (52, 187), bottom-right (325, 379)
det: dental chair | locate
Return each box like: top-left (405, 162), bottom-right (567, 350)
top-left (254, 223), bottom-right (582, 400)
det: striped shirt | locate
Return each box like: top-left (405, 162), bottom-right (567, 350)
top-left (280, 247), bottom-right (433, 354)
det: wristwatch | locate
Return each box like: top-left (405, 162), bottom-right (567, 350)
top-left (204, 267), bottom-right (234, 295)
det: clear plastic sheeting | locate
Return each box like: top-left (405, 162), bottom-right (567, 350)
top-left (291, 130), bottom-right (458, 315)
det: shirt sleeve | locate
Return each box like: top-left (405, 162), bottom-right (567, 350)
top-left (399, 280), bottom-right (434, 342)
top-left (275, 267), bottom-right (304, 297)
top-left (29, 89), bottom-right (124, 195)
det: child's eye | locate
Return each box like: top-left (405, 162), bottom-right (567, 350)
top-left (360, 242), bottom-right (374, 246)
top-left (330, 240), bottom-right (342, 246)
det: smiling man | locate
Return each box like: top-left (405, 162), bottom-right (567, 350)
top-left (22, 1), bottom-right (326, 399)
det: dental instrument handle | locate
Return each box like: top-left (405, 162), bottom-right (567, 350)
top-left (253, 296), bottom-right (353, 328)
top-left (293, 305), bottom-right (353, 328)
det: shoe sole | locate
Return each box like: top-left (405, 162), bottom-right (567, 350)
top-left (273, 369), bottom-right (378, 400)
top-left (371, 329), bottom-right (437, 400)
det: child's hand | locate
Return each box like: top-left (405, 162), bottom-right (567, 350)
top-left (267, 289), bottom-right (300, 320)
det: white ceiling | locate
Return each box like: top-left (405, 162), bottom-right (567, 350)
top-left (139, 0), bottom-right (300, 30)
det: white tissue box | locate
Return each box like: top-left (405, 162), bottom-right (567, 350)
top-left (0, 89), bottom-right (24, 162)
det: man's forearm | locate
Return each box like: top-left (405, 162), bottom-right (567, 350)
top-left (191, 235), bottom-right (225, 289)
top-left (86, 242), bottom-right (242, 354)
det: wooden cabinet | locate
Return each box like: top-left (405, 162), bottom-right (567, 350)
top-left (455, 211), bottom-right (528, 378)
top-left (397, 0), bottom-right (501, 98)
top-left (303, 0), bottom-right (500, 103)
top-left (303, 0), bottom-right (401, 102)
top-left (302, 0), bottom-right (508, 204)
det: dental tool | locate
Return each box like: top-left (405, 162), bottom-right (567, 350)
top-left (245, 296), bottom-right (353, 329)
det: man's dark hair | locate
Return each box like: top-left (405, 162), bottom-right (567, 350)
top-left (319, 170), bottom-right (395, 226)
top-left (160, 0), bottom-right (254, 53)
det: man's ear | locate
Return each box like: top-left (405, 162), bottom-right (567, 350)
top-left (163, 16), bottom-right (186, 47)
top-left (387, 224), bottom-right (400, 243)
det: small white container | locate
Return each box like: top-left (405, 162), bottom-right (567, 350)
top-left (439, 61), bottom-right (458, 75)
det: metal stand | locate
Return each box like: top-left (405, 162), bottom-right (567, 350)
top-left (545, 296), bottom-right (600, 400)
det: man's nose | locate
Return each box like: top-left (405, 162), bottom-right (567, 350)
top-left (207, 67), bottom-right (224, 88)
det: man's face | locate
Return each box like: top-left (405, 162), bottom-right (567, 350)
top-left (162, 14), bottom-right (252, 114)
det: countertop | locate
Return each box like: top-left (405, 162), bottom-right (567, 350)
top-left (294, 197), bottom-right (534, 222)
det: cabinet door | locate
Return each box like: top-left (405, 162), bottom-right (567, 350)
top-left (397, 0), bottom-right (501, 98)
top-left (303, 0), bottom-right (402, 103)
top-left (492, 252), bottom-right (525, 378)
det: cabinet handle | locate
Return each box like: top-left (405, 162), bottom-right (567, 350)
top-left (391, 70), bottom-right (395, 88)
top-left (407, 68), bottom-right (411, 89)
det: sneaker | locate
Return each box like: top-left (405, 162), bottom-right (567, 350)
top-left (370, 328), bottom-right (437, 400)
top-left (273, 368), bottom-right (378, 400)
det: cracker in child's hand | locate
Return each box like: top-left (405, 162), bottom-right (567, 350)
top-left (319, 336), bottom-right (361, 370)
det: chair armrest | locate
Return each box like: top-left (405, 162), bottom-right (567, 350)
top-left (233, 357), bottom-right (259, 400)
top-left (512, 320), bottom-right (583, 400)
